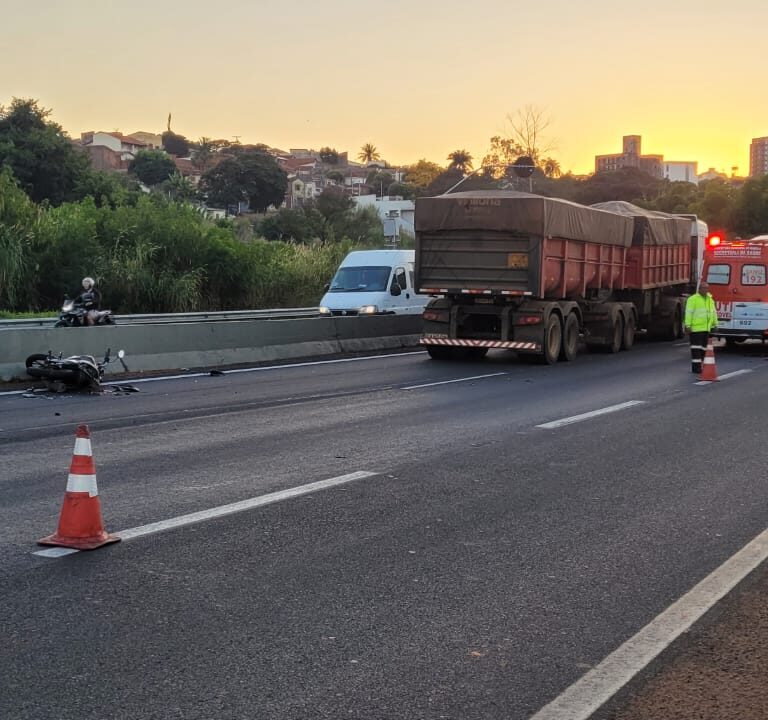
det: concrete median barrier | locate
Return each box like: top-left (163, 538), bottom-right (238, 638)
top-left (0, 316), bottom-right (423, 383)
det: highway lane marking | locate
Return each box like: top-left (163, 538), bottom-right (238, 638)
top-left (402, 372), bottom-right (508, 390)
top-left (695, 368), bottom-right (752, 385)
top-left (33, 470), bottom-right (378, 557)
top-left (0, 352), bottom-right (427, 396)
top-left (109, 352), bottom-right (424, 385)
top-left (529, 526), bottom-right (768, 720)
top-left (535, 401), bottom-right (645, 429)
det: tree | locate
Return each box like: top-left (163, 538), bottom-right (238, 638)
top-left (426, 167), bottom-right (464, 195)
top-left (0, 98), bottom-right (92, 205)
top-left (729, 176), bottom-right (768, 235)
top-left (162, 131), bottom-right (190, 157)
top-left (160, 171), bottom-right (198, 202)
top-left (200, 149), bottom-right (287, 213)
top-left (319, 147), bottom-right (339, 164)
top-left (505, 105), bottom-right (555, 166)
top-left (313, 187), bottom-right (354, 244)
top-left (541, 158), bottom-right (562, 179)
top-left (258, 208), bottom-right (317, 243)
top-left (129, 149), bottom-right (177, 186)
top-left (358, 142), bottom-right (381, 164)
top-left (575, 167), bottom-right (665, 205)
top-left (387, 182), bottom-right (418, 200)
top-left (447, 149), bottom-right (473, 173)
top-left (480, 135), bottom-right (525, 177)
top-left (366, 170), bottom-right (394, 197)
top-left (192, 137), bottom-right (215, 173)
top-left (326, 170), bottom-right (345, 184)
top-left (403, 159), bottom-right (443, 188)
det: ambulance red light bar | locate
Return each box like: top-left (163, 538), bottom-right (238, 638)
top-left (707, 234), bottom-right (722, 247)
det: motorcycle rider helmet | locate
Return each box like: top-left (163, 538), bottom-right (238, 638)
top-left (82, 277), bottom-right (95, 290)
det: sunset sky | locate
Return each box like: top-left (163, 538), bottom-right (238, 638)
top-left (3, 0), bottom-right (766, 176)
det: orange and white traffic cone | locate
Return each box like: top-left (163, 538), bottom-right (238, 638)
top-left (38, 424), bottom-right (120, 550)
top-left (700, 341), bottom-right (720, 382)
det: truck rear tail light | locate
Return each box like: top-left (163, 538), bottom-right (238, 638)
top-left (423, 309), bottom-right (449, 323)
top-left (514, 315), bottom-right (542, 326)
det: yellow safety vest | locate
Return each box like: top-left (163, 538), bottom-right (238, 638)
top-left (684, 293), bottom-right (717, 332)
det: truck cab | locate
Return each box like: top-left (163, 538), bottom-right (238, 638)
top-left (703, 234), bottom-right (768, 345)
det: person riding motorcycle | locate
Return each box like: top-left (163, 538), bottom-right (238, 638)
top-left (76, 277), bottom-right (102, 326)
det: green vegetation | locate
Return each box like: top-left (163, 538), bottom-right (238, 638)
top-left (4, 96), bottom-right (768, 317)
top-left (0, 170), bottom-right (362, 313)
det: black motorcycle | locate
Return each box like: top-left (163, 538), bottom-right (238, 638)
top-left (26, 348), bottom-right (126, 390)
top-left (54, 296), bottom-right (115, 328)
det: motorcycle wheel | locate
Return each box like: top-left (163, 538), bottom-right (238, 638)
top-left (54, 320), bottom-right (67, 328)
top-left (25, 354), bottom-right (50, 368)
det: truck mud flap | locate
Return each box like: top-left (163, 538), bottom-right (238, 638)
top-left (420, 338), bottom-right (541, 352)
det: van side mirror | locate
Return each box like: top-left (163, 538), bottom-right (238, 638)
top-left (390, 283), bottom-right (402, 297)
top-left (323, 282), bottom-right (330, 293)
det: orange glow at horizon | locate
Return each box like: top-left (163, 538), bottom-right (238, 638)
top-left (4, 0), bottom-right (767, 179)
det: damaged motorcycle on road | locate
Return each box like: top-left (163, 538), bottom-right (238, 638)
top-left (25, 348), bottom-right (127, 391)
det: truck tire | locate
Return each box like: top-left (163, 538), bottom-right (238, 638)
top-left (559, 313), bottom-right (580, 361)
top-left (465, 347), bottom-right (488, 360)
top-left (608, 314), bottom-right (623, 353)
top-left (541, 313), bottom-right (562, 365)
top-left (426, 345), bottom-right (458, 360)
top-left (622, 313), bottom-right (636, 350)
top-left (672, 305), bottom-right (684, 339)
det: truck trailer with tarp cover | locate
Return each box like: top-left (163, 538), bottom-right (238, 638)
top-left (415, 191), bottom-right (692, 364)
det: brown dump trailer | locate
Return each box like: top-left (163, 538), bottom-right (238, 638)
top-left (415, 191), bottom-right (692, 363)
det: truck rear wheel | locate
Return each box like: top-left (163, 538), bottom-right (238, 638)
top-left (559, 313), bottom-right (579, 361)
top-left (622, 314), bottom-right (636, 350)
top-left (426, 345), bottom-right (458, 360)
top-left (541, 314), bottom-right (562, 365)
top-left (465, 347), bottom-right (488, 360)
top-left (608, 314), bottom-right (623, 353)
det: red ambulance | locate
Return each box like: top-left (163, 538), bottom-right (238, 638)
top-left (703, 234), bottom-right (768, 346)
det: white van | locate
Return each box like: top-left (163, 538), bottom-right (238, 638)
top-left (319, 249), bottom-right (429, 316)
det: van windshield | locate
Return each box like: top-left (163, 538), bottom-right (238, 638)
top-left (329, 266), bottom-right (391, 292)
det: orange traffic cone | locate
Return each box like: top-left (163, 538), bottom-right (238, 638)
top-left (700, 341), bottom-right (720, 382)
top-left (38, 424), bottom-right (120, 550)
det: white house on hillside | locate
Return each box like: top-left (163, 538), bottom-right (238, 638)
top-left (353, 194), bottom-right (415, 241)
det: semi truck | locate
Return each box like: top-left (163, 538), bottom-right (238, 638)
top-left (414, 191), bottom-right (693, 364)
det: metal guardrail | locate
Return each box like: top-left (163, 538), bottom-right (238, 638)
top-left (0, 308), bottom-right (320, 329)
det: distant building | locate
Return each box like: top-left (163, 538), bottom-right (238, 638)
top-left (698, 167), bottom-right (728, 182)
top-left (664, 161), bottom-right (698, 184)
top-left (595, 135), bottom-right (664, 178)
top-left (129, 131), bottom-right (163, 149)
top-left (749, 137), bottom-right (768, 177)
top-left (353, 194), bottom-right (415, 238)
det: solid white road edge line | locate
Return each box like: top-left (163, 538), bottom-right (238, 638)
top-left (529, 526), bottom-right (768, 720)
top-left (695, 368), bottom-right (752, 385)
top-left (33, 470), bottom-right (378, 557)
top-left (106, 352), bottom-right (425, 385)
top-left (403, 372), bottom-right (508, 390)
top-left (535, 401), bottom-right (645, 430)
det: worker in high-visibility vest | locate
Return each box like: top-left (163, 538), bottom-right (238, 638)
top-left (684, 281), bottom-right (718, 374)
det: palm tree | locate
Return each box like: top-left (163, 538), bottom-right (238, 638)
top-left (447, 149), bottom-right (473, 173)
top-left (358, 143), bottom-right (381, 164)
top-left (192, 137), bottom-right (214, 173)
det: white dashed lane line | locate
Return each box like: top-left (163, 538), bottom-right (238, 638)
top-left (695, 368), bottom-right (752, 385)
top-left (34, 470), bottom-right (379, 558)
top-left (402, 372), bottom-right (508, 390)
top-left (535, 401), bottom-right (645, 430)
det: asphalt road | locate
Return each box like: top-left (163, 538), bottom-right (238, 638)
top-left (2, 339), bottom-right (767, 719)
